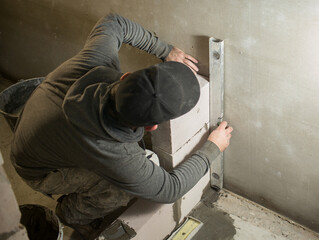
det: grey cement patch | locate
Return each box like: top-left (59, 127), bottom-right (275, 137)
top-left (215, 190), bottom-right (319, 240)
top-left (189, 189), bottom-right (236, 240)
top-left (173, 199), bottom-right (182, 228)
top-left (190, 207), bottom-right (236, 240)
top-left (201, 185), bottom-right (220, 208)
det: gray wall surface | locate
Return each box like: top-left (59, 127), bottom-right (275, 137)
top-left (1, 0), bottom-right (318, 232)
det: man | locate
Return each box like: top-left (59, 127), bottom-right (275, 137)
top-left (11, 14), bottom-right (233, 238)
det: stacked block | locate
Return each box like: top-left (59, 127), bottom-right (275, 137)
top-left (152, 74), bottom-right (210, 221)
top-left (118, 75), bottom-right (211, 240)
top-left (152, 75), bottom-right (210, 169)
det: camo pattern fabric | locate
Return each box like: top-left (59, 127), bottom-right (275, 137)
top-left (24, 168), bottom-right (133, 225)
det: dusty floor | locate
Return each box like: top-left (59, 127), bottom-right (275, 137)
top-left (1, 80), bottom-right (319, 240)
top-left (189, 189), bottom-right (319, 240)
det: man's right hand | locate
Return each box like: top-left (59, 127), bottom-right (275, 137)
top-left (208, 121), bottom-right (233, 152)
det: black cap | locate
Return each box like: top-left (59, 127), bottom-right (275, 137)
top-left (115, 61), bottom-right (200, 127)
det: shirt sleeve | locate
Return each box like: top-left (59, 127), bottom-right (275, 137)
top-left (47, 14), bottom-right (172, 86)
top-left (94, 140), bottom-right (221, 203)
top-left (85, 14), bottom-right (173, 64)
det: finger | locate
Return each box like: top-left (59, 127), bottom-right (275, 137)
top-left (185, 54), bottom-right (198, 63)
top-left (182, 59), bottom-right (198, 74)
top-left (191, 68), bottom-right (197, 75)
top-left (228, 134), bottom-right (232, 139)
top-left (183, 59), bottom-right (199, 72)
top-left (186, 66), bottom-right (197, 75)
top-left (218, 121), bottom-right (228, 129)
top-left (226, 126), bottom-right (233, 133)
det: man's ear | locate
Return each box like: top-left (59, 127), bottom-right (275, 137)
top-left (145, 125), bottom-right (158, 132)
top-left (120, 72), bottom-right (131, 81)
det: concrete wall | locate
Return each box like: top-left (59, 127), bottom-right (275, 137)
top-left (1, 0), bottom-right (318, 232)
top-left (0, 151), bottom-right (29, 240)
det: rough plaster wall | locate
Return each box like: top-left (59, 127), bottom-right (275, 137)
top-left (0, 0), bottom-right (318, 232)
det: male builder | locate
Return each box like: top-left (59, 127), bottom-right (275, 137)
top-left (11, 14), bottom-right (233, 238)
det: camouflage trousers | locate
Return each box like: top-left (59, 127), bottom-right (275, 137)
top-left (24, 168), bottom-right (133, 225)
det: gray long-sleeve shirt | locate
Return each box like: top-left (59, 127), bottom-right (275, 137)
top-left (11, 14), bottom-right (220, 203)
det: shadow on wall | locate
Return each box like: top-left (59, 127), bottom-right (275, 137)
top-left (192, 35), bottom-right (210, 78)
top-left (118, 45), bottom-right (161, 73)
top-left (119, 35), bottom-right (211, 75)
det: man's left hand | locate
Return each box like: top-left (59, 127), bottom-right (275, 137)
top-left (165, 47), bottom-right (199, 74)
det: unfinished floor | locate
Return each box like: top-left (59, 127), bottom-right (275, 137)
top-left (190, 189), bottom-right (319, 240)
top-left (1, 80), bottom-right (319, 240)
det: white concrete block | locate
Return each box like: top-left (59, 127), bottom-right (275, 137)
top-left (180, 172), bottom-right (210, 220)
top-left (119, 200), bottom-right (176, 240)
top-left (153, 125), bottom-right (209, 170)
top-left (0, 167), bottom-right (21, 234)
top-left (151, 75), bottom-right (209, 154)
top-left (118, 173), bottom-right (210, 240)
top-left (119, 128), bottom-right (211, 239)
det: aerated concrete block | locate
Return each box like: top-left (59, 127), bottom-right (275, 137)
top-left (151, 75), bottom-right (209, 155)
top-left (0, 154), bottom-right (21, 236)
top-left (179, 172), bottom-right (210, 220)
top-left (119, 200), bottom-right (176, 240)
top-left (118, 172), bottom-right (210, 240)
top-left (153, 125), bottom-right (209, 170)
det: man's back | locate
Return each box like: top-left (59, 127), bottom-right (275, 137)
top-left (10, 63), bottom-right (143, 179)
top-left (11, 75), bottom-right (84, 179)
